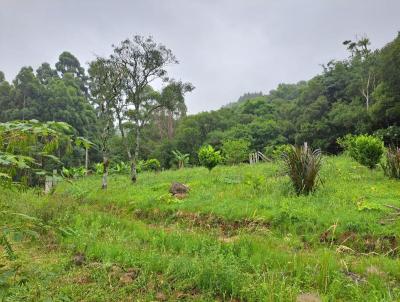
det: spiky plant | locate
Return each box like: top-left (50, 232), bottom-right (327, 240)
top-left (282, 144), bottom-right (322, 195)
top-left (382, 147), bottom-right (400, 179)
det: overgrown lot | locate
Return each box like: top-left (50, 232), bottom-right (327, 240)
top-left (1, 156), bottom-right (400, 301)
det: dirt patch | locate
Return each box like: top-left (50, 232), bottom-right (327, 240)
top-left (218, 235), bottom-right (240, 243)
top-left (119, 268), bottom-right (139, 284)
top-left (73, 273), bottom-right (93, 284)
top-left (72, 252), bottom-right (86, 266)
top-left (108, 265), bottom-right (140, 286)
top-left (343, 271), bottom-right (366, 284)
top-left (296, 293), bottom-right (321, 302)
top-left (366, 265), bottom-right (386, 277)
top-left (320, 229), bottom-right (398, 256)
top-left (133, 209), bottom-right (270, 236)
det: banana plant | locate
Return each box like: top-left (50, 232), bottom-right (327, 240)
top-left (110, 161), bottom-right (130, 174)
top-left (75, 137), bottom-right (95, 174)
top-left (172, 150), bottom-right (190, 169)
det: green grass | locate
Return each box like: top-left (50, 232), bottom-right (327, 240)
top-left (1, 155), bottom-right (400, 301)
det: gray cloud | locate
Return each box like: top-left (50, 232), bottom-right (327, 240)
top-left (0, 0), bottom-right (399, 113)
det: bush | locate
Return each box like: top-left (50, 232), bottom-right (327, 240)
top-left (110, 161), bottom-right (130, 174)
top-left (264, 144), bottom-right (292, 160)
top-left (61, 166), bottom-right (87, 179)
top-left (382, 147), bottom-right (400, 179)
top-left (94, 162), bottom-right (104, 175)
top-left (282, 145), bottom-right (322, 195)
top-left (338, 134), bottom-right (384, 169)
top-left (143, 159), bottom-right (161, 172)
top-left (198, 145), bottom-right (222, 171)
top-left (222, 139), bottom-right (250, 165)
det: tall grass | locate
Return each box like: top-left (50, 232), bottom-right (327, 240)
top-left (282, 144), bottom-right (322, 195)
top-left (382, 147), bottom-right (400, 179)
top-left (2, 156), bottom-right (400, 301)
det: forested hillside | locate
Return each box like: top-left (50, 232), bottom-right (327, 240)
top-left (1, 34), bottom-right (399, 170)
top-left (161, 35), bottom-right (400, 167)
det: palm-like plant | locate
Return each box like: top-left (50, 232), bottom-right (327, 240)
top-left (75, 137), bottom-right (95, 174)
top-left (282, 144), bottom-right (322, 195)
top-left (172, 150), bottom-right (190, 169)
top-left (382, 147), bottom-right (400, 179)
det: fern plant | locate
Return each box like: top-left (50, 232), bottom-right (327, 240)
top-left (282, 145), bottom-right (322, 195)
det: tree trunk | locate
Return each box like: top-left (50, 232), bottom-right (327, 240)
top-left (22, 94), bottom-right (26, 120)
top-left (361, 72), bottom-right (371, 111)
top-left (116, 111), bottom-right (133, 162)
top-left (85, 147), bottom-right (89, 175)
top-left (156, 109), bottom-right (166, 140)
top-left (102, 156), bottom-right (109, 189)
top-left (167, 110), bottom-right (174, 139)
top-left (130, 125), bottom-right (140, 183)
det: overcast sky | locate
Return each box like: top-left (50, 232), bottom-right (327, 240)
top-left (1, 0), bottom-right (399, 113)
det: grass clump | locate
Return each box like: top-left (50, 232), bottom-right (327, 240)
top-left (282, 144), bottom-right (322, 195)
top-left (382, 146), bottom-right (400, 179)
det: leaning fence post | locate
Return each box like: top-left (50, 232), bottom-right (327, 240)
top-left (45, 169), bottom-right (58, 194)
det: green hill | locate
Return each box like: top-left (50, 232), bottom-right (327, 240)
top-left (1, 156), bottom-right (400, 301)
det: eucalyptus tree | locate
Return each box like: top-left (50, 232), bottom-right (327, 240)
top-left (156, 81), bottom-right (194, 139)
top-left (12, 67), bottom-right (41, 121)
top-left (88, 58), bottom-right (121, 189)
top-left (343, 37), bottom-right (378, 111)
top-left (111, 35), bottom-right (179, 182)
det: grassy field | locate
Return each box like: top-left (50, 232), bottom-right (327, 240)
top-left (1, 155), bottom-right (400, 301)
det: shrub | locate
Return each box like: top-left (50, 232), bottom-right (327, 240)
top-left (264, 144), bottom-right (292, 160)
top-left (94, 163), bottom-right (104, 175)
top-left (136, 160), bottom-right (145, 173)
top-left (382, 147), bottom-right (400, 179)
top-left (338, 134), bottom-right (384, 169)
top-left (61, 166), bottom-right (87, 179)
top-left (110, 161), bottom-right (130, 174)
top-left (143, 159), bottom-right (161, 172)
top-left (222, 139), bottom-right (250, 165)
top-left (198, 145), bottom-right (222, 171)
top-left (282, 145), bottom-right (322, 195)
top-left (374, 126), bottom-right (400, 146)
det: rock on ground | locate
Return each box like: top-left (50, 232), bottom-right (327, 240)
top-left (169, 182), bottom-right (189, 196)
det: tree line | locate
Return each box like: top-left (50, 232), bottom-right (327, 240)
top-left (156, 33), bottom-right (400, 167)
top-left (1, 33), bottom-right (400, 178)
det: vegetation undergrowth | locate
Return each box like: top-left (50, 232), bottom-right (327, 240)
top-left (1, 156), bottom-right (400, 301)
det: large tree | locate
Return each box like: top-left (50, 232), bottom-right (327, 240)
top-left (88, 58), bottom-right (121, 189)
top-left (111, 36), bottom-right (180, 182)
top-left (155, 81), bottom-right (194, 140)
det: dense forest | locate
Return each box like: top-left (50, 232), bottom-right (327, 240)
top-left (1, 34), bottom-right (399, 171)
